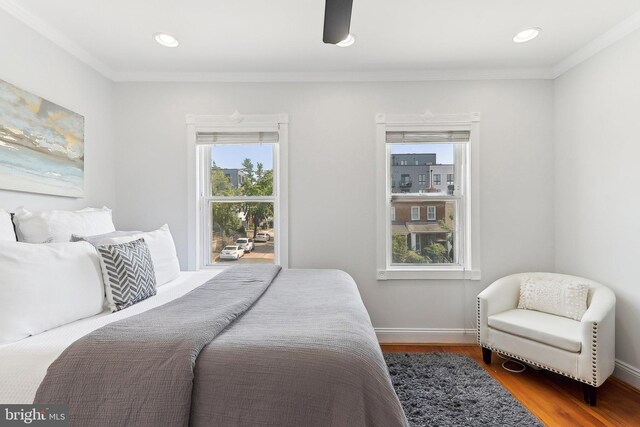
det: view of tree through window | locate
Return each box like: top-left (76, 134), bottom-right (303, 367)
top-left (208, 144), bottom-right (276, 264)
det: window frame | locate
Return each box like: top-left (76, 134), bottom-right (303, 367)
top-left (447, 173), bottom-right (454, 185)
top-left (411, 206), bottom-right (420, 221)
top-left (427, 206), bottom-right (436, 221)
top-left (186, 112), bottom-right (289, 270)
top-left (375, 112), bottom-right (481, 281)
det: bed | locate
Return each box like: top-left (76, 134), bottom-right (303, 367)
top-left (0, 266), bottom-right (408, 427)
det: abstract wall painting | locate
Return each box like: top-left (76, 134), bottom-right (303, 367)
top-left (0, 79), bottom-right (85, 198)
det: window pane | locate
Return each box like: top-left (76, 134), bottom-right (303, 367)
top-left (390, 144), bottom-right (454, 194)
top-left (390, 200), bottom-right (457, 265)
top-left (210, 144), bottom-right (274, 197)
top-left (209, 202), bottom-right (275, 264)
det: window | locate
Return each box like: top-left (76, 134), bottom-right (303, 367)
top-left (418, 174), bottom-right (426, 185)
top-left (375, 112), bottom-right (481, 280)
top-left (427, 206), bottom-right (436, 221)
top-left (411, 206), bottom-right (420, 221)
top-left (206, 144), bottom-right (277, 266)
top-left (400, 160), bottom-right (407, 165)
top-left (187, 113), bottom-right (289, 270)
top-left (415, 160), bottom-right (419, 165)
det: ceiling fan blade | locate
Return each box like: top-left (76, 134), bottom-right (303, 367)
top-left (323, 0), bottom-right (353, 44)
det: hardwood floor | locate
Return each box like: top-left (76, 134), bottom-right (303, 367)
top-left (380, 344), bottom-right (640, 427)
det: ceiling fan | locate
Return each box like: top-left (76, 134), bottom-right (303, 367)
top-left (323, 0), bottom-right (354, 45)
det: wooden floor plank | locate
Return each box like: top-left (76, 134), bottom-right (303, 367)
top-left (380, 344), bottom-right (640, 427)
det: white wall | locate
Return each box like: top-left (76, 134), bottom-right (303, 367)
top-left (555, 29), bottom-right (640, 381)
top-left (114, 80), bottom-right (555, 333)
top-left (0, 9), bottom-right (116, 213)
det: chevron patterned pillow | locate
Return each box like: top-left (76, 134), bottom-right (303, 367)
top-left (96, 238), bottom-right (157, 312)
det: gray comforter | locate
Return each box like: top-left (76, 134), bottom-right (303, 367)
top-left (35, 266), bottom-right (408, 427)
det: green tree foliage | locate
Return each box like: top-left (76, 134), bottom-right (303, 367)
top-left (422, 242), bottom-right (450, 263)
top-left (210, 167), bottom-right (236, 197)
top-left (240, 159), bottom-right (274, 238)
top-left (210, 167), bottom-right (241, 247)
top-left (392, 234), bottom-right (428, 264)
top-left (405, 251), bottom-right (426, 263)
top-left (392, 233), bottom-right (409, 263)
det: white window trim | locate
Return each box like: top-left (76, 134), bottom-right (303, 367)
top-left (411, 206), bottom-right (420, 221)
top-left (391, 207), bottom-right (396, 221)
top-left (186, 112), bottom-right (289, 271)
top-left (375, 112), bottom-right (481, 281)
top-left (427, 206), bottom-right (436, 221)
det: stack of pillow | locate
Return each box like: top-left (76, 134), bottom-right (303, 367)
top-left (0, 207), bottom-right (181, 345)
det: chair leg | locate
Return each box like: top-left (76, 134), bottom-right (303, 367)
top-left (482, 347), bottom-right (492, 365)
top-left (582, 383), bottom-right (597, 406)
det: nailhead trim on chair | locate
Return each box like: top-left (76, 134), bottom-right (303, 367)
top-left (481, 344), bottom-right (597, 386)
top-left (477, 296), bottom-right (599, 387)
top-left (592, 322), bottom-right (598, 386)
top-left (476, 297), bottom-right (481, 345)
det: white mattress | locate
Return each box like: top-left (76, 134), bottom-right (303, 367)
top-left (0, 270), bottom-right (220, 404)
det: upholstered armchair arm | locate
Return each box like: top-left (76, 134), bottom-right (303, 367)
top-left (580, 286), bottom-right (616, 386)
top-left (477, 274), bottom-right (523, 344)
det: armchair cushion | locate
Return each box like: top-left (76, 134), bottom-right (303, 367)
top-left (488, 309), bottom-right (582, 353)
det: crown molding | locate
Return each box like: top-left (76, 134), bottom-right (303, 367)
top-left (552, 10), bottom-right (640, 79)
top-left (112, 68), bottom-right (554, 83)
top-left (0, 0), bottom-right (115, 80)
top-left (2, 0), bottom-right (639, 83)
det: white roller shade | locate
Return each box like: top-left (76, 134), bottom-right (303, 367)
top-left (196, 131), bottom-right (279, 145)
top-left (386, 131), bottom-right (470, 144)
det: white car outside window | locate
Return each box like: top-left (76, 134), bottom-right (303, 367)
top-left (219, 245), bottom-right (244, 260)
top-left (255, 232), bottom-right (271, 242)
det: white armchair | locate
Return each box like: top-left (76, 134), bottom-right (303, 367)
top-left (477, 272), bottom-right (616, 406)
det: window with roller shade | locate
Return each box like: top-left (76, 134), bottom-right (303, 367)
top-left (375, 113), bottom-right (481, 280)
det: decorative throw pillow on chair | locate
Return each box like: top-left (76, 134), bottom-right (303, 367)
top-left (518, 278), bottom-right (589, 321)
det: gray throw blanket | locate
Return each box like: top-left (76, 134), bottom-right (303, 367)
top-left (190, 269), bottom-right (408, 427)
top-left (35, 266), bottom-right (408, 427)
top-left (35, 265), bottom-right (281, 427)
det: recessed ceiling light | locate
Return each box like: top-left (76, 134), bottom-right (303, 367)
top-left (513, 28), bottom-right (542, 43)
top-left (336, 33), bottom-right (355, 47)
top-left (154, 32), bottom-right (179, 48)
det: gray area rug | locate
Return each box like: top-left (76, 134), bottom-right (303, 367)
top-left (384, 352), bottom-right (542, 427)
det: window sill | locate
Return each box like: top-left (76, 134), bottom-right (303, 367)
top-left (376, 269), bottom-right (481, 281)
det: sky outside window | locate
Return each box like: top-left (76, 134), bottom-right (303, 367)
top-left (211, 144), bottom-right (274, 169)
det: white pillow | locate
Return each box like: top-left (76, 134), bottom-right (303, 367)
top-left (518, 278), bottom-right (589, 321)
top-left (13, 206), bottom-right (115, 243)
top-left (0, 241), bottom-right (105, 344)
top-left (0, 209), bottom-right (16, 241)
top-left (73, 224), bottom-right (180, 287)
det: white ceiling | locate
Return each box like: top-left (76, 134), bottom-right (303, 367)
top-left (5, 0), bottom-right (640, 80)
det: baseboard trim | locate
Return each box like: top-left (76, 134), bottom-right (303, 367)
top-left (375, 328), bottom-right (476, 344)
top-left (614, 359), bottom-right (640, 391)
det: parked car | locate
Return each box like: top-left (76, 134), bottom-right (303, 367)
top-left (219, 245), bottom-right (244, 260)
top-left (255, 232), bottom-right (271, 242)
top-left (236, 238), bottom-right (254, 253)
